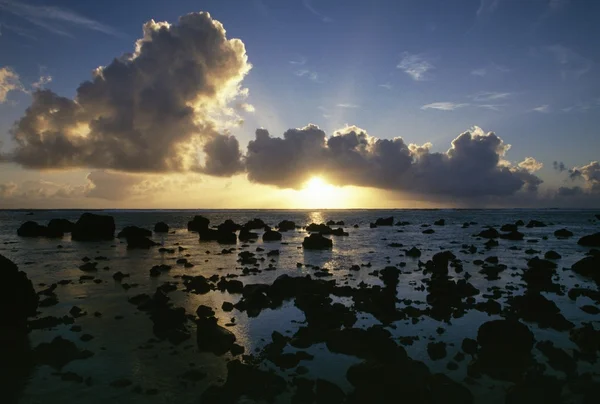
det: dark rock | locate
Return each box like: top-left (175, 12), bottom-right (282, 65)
top-left (315, 379), bottom-right (345, 403)
top-left (187, 215), bottom-right (210, 232)
top-left (71, 213), bottom-right (115, 241)
top-left (48, 218), bottom-right (75, 234)
top-left (126, 236), bottom-right (158, 249)
top-left (506, 375), bottom-right (563, 404)
top-left (526, 220), bottom-right (547, 228)
top-left (536, 340), bottom-right (576, 375)
top-left (199, 228), bottom-right (237, 244)
top-left (544, 250), bottom-right (562, 260)
top-left (569, 323), bottom-right (600, 354)
top-left (183, 275), bottom-right (212, 294)
top-left (222, 302), bottom-right (234, 312)
top-left (375, 217), bottom-right (394, 226)
top-left (17, 221), bottom-right (63, 238)
top-left (243, 218), bottom-right (267, 230)
top-left (571, 255), bottom-right (600, 284)
top-left (110, 378), bottom-right (132, 388)
top-left (508, 292), bottom-right (574, 331)
top-left (578, 233), bottom-right (600, 247)
top-left (462, 338), bottom-right (478, 355)
top-left (217, 278), bottom-right (243, 294)
top-left (278, 220), bottom-right (296, 231)
top-left (263, 230), bottom-right (282, 242)
top-left (427, 342), bottom-right (447, 360)
top-left (580, 305), bottom-right (600, 315)
top-left (515, 220), bottom-right (525, 226)
top-left (302, 233), bottom-right (333, 250)
top-left (501, 223), bottom-right (518, 232)
top-left (200, 360), bottom-right (285, 403)
top-left (477, 228), bottom-right (499, 239)
top-left (499, 230), bottom-right (525, 241)
top-left (180, 369), bottom-right (207, 382)
top-left (554, 228), bottom-right (573, 238)
top-left (149, 264), bottom-right (171, 277)
top-left (196, 317), bottom-right (236, 355)
top-left (306, 223), bottom-right (333, 234)
top-left (218, 219), bottom-right (241, 233)
top-left (33, 336), bottom-right (93, 369)
top-left (405, 247), bottom-right (422, 257)
top-left (422, 229), bottom-right (435, 234)
top-left (79, 262), bottom-right (97, 272)
top-left (1, 255), bottom-right (38, 330)
top-left (117, 226), bottom-right (152, 238)
top-left (195, 305), bottom-right (215, 319)
top-left (154, 222), bottom-right (169, 233)
top-left (239, 227), bottom-right (258, 241)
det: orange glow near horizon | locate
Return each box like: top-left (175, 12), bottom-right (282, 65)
top-left (288, 176), bottom-right (354, 209)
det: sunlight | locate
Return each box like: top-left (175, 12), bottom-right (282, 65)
top-left (298, 176), bottom-right (346, 209)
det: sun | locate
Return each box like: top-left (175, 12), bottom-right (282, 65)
top-left (298, 176), bottom-right (343, 209)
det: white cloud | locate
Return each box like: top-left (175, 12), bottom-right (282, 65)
top-left (302, 0), bottom-right (332, 23)
top-left (470, 91), bottom-right (512, 102)
top-left (379, 83), bottom-right (392, 90)
top-left (32, 74), bottom-right (52, 89)
top-left (0, 0), bottom-right (123, 37)
top-left (295, 69), bottom-right (320, 82)
top-left (471, 68), bottom-right (487, 76)
top-left (421, 102), bottom-right (469, 111)
top-left (397, 52), bottom-right (434, 81)
top-left (0, 66), bottom-right (23, 102)
top-left (336, 103), bottom-right (359, 109)
top-left (532, 105), bottom-right (550, 113)
top-left (545, 44), bottom-right (592, 79)
top-left (518, 157), bottom-right (543, 172)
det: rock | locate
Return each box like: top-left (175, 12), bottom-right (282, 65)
top-left (222, 302), bottom-right (234, 312)
top-left (506, 375), bottom-right (563, 404)
top-left (569, 323), bottom-right (600, 354)
top-left (187, 215), bottom-right (210, 232)
top-left (199, 228), bottom-right (236, 244)
top-left (218, 219), bottom-right (241, 233)
top-left (0, 254), bottom-right (39, 330)
top-left (536, 340), bottom-right (577, 375)
top-left (149, 264), bottom-right (171, 277)
top-left (315, 379), bottom-right (345, 403)
top-left (580, 305), bottom-right (600, 315)
top-left (195, 305), bottom-right (215, 319)
top-left (48, 218), bottom-right (75, 234)
top-left (17, 221), bottom-right (63, 238)
top-left (79, 262), bottom-right (98, 272)
top-left (243, 218), bottom-right (267, 230)
top-left (477, 228), bottom-right (499, 239)
top-left (554, 228), bottom-right (573, 238)
top-left (526, 220), bottom-right (547, 228)
top-left (515, 220), bottom-right (525, 226)
top-left (239, 227), bottom-right (258, 241)
top-left (126, 236), bottom-right (159, 249)
top-left (263, 230), bottom-right (282, 242)
top-left (375, 217), bottom-right (394, 226)
top-left (306, 223), bottom-right (333, 233)
top-left (200, 360), bottom-right (286, 403)
top-left (183, 275), bottom-right (212, 294)
top-left (33, 336), bottom-right (93, 369)
top-left (278, 220), bottom-right (296, 231)
top-left (571, 255), bottom-right (600, 284)
top-left (196, 317), bottom-right (236, 355)
top-left (110, 378), bottom-right (132, 388)
top-left (405, 247), bottom-right (421, 257)
top-left (434, 219), bottom-right (445, 226)
top-left (117, 226), bottom-right (152, 238)
top-left (154, 222), bottom-right (169, 233)
top-left (499, 230), bottom-right (524, 240)
top-left (330, 228), bottom-right (349, 236)
top-left (508, 292), bottom-right (574, 331)
top-left (302, 233), bottom-right (333, 250)
top-left (501, 223), bottom-right (518, 232)
top-left (578, 233), bottom-right (600, 247)
top-left (71, 213), bottom-right (115, 241)
top-left (544, 250), bottom-right (562, 260)
top-left (427, 342), bottom-right (447, 360)
top-left (476, 320), bottom-right (534, 380)
top-left (462, 338), bottom-right (478, 355)
top-left (422, 229), bottom-right (435, 234)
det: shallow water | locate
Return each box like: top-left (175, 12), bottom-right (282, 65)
top-left (1, 209), bottom-right (599, 403)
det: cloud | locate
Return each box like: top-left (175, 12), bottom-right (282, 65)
top-left (568, 161), bottom-right (600, 192)
top-left (532, 104), bottom-right (550, 113)
top-left (477, 0), bottom-right (501, 17)
top-left (244, 124), bottom-right (542, 199)
top-left (0, 66), bottom-right (23, 102)
top-left (470, 92), bottom-right (512, 102)
top-left (302, 0), bottom-right (332, 23)
top-left (421, 102), bottom-right (469, 111)
top-left (295, 69), bottom-right (320, 82)
top-left (378, 83), bottom-right (392, 90)
top-left (545, 44), bottom-right (592, 79)
top-left (336, 103), bottom-right (359, 109)
top-left (471, 68), bottom-right (487, 77)
top-left (0, 0), bottom-right (123, 37)
top-left (289, 56), bottom-right (306, 65)
top-left (397, 52), bottom-right (434, 81)
top-left (199, 134), bottom-right (244, 176)
top-left (7, 12), bottom-right (252, 174)
top-left (32, 73), bottom-right (52, 90)
top-left (518, 157), bottom-right (543, 172)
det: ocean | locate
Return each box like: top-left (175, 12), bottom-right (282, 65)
top-left (1, 209), bottom-right (599, 403)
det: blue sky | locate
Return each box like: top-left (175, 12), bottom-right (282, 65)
top-left (0, 0), bottom-right (599, 208)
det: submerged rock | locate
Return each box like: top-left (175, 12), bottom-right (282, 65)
top-left (117, 226), bottom-right (152, 238)
top-left (126, 236), bottom-right (159, 249)
top-left (33, 336), bottom-right (93, 369)
top-left (526, 220), bottom-right (547, 228)
top-left (71, 213), bottom-right (115, 241)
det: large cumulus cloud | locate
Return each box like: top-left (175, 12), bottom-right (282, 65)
top-left (246, 124), bottom-right (542, 197)
top-left (8, 12), bottom-right (250, 172)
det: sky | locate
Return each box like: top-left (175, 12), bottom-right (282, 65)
top-left (0, 0), bottom-right (599, 209)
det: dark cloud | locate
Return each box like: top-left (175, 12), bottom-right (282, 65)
top-left (200, 134), bottom-right (244, 176)
top-left (245, 124), bottom-right (542, 198)
top-left (8, 12), bottom-right (251, 173)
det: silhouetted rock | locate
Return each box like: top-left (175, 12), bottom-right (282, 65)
top-left (509, 292), bottom-right (574, 331)
top-left (427, 342), bottom-right (447, 360)
top-left (462, 338), bottom-right (478, 355)
top-left (126, 236), bottom-right (159, 249)
top-left (196, 317), bottom-right (236, 355)
top-left (375, 217), bottom-right (394, 226)
top-left (239, 227), bottom-right (258, 241)
top-left (199, 228), bottom-right (237, 244)
top-left (17, 221), bottom-right (63, 238)
top-left (187, 215), bottom-right (210, 232)
top-left (195, 305), bottom-right (215, 319)
top-left (578, 233), bottom-right (600, 247)
top-left (201, 360), bottom-right (286, 403)
top-left (536, 340), bottom-right (577, 375)
top-left (475, 320), bottom-right (534, 381)
top-left (263, 230), bottom-right (282, 242)
top-left (118, 226), bottom-right (152, 238)
top-left (571, 253), bottom-right (600, 284)
top-left (526, 220), bottom-right (547, 228)
top-left (499, 230), bottom-right (524, 240)
top-left (1, 254), bottom-right (38, 330)
top-left (183, 275), bottom-right (212, 294)
top-left (554, 228), bottom-right (573, 238)
top-left (112, 271), bottom-right (129, 282)
top-left (434, 219), bottom-right (445, 226)
top-left (154, 222), bottom-right (169, 233)
top-left (48, 218), bottom-right (74, 234)
top-left (406, 247), bottom-right (422, 257)
top-left (302, 233), bottom-right (333, 250)
top-left (477, 228), bottom-right (499, 239)
top-left (33, 336), bottom-right (93, 369)
top-left (218, 219), bottom-right (241, 233)
top-left (306, 223), bottom-right (332, 233)
top-left (244, 218), bottom-right (267, 230)
top-left (569, 323), bottom-right (600, 354)
top-left (71, 213), bottom-right (115, 241)
top-left (506, 375), bottom-right (563, 404)
top-left (500, 223), bottom-right (518, 232)
top-left (278, 220), bottom-right (296, 231)
top-left (545, 250), bottom-right (562, 260)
